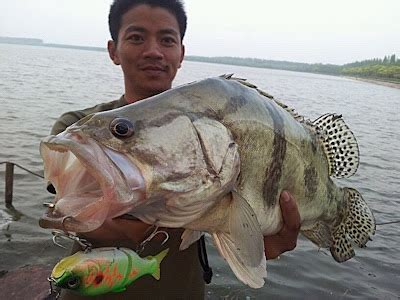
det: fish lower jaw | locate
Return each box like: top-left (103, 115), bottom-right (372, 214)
top-left (40, 134), bottom-right (146, 232)
top-left (45, 144), bottom-right (69, 153)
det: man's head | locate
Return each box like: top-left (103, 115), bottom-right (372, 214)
top-left (107, 0), bottom-right (186, 103)
top-left (109, 0), bottom-right (187, 44)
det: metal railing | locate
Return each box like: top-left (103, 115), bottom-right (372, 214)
top-left (1, 161), bottom-right (44, 208)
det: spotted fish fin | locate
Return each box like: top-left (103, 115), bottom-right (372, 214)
top-left (330, 188), bottom-right (375, 262)
top-left (312, 114), bottom-right (360, 178)
top-left (212, 191), bottom-right (266, 288)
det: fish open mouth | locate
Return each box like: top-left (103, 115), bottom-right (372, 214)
top-left (39, 131), bottom-right (145, 233)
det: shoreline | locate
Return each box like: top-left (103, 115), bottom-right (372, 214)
top-left (346, 77), bottom-right (400, 90)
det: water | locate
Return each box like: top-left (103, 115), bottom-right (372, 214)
top-left (0, 43), bottom-right (399, 299)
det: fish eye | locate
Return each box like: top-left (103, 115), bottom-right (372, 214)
top-left (67, 277), bottom-right (80, 289)
top-left (110, 118), bottom-right (135, 139)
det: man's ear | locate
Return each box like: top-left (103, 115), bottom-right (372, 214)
top-left (107, 40), bottom-right (121, 65)
top-left (178, 44), bottom-right (185, 68)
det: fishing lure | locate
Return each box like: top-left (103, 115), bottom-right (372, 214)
top-left (49, 246), bottom-right (169, 296)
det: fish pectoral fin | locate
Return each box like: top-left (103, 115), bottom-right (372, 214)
top-left (312, 113), bottom-right (359, 178)
top-left (213, 232), bottom-right (266, 288)
top-left (180, 229), bottom-right (204, 250)
top-left (230, 191), bottom-right (265, 267)
top-left (211, 191), bottom-right (266, 288)
top-left (330, 187), bottom-right (375, 262)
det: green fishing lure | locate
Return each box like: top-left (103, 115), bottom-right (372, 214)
top-left (49, 247), bottom-right (169, 296)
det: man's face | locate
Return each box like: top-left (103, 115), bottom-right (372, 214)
top-left (108, 4), bottom-right (185, 101)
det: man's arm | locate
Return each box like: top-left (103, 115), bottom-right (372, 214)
top-left (264, 191), bottom-right (301, 259)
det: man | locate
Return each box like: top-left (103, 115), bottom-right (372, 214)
top-left (50, 0), bottom-right (300, 298)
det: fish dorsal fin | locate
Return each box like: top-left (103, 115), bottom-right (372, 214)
top-left (312, 114), bottom-right (359, 178)
top-left (222, 75), bottom-right (306, 122)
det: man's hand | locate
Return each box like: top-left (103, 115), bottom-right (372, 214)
top-left (263, 191), bottom-right (301, 259)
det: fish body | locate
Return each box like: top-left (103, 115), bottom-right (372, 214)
top-left (40, 75), bottom-right (375, 288)
top-left (50, 247), bottom-right (168, 296)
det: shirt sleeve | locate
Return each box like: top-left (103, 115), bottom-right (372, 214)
top-left (49, 96), bottom-right (126, 135)
top-left (50, 110), bottom-right (86, 135)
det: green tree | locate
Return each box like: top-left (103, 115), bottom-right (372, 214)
top-left (383, 56), bottom-right (388, 64)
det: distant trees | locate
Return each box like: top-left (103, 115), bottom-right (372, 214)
top-left (185, 55), bottom-right (343, 75)
top-left (185, 54), bottom-right (400, 82)
top-left (341, 54), bottom-right (400, 81)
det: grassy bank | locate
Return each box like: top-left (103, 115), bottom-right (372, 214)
top-left (346, 76), bottom-right (400, 89)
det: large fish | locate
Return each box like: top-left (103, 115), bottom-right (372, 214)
top-left (40, 75), bottom-right (375, 288)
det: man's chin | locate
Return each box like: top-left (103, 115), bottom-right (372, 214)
top-left (141, 83), bottom-right (171, 98)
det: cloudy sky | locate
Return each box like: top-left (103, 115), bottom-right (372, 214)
top-left (0, 0), bottom-right (399, 64)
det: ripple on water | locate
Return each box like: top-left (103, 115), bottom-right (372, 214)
top-left (0, 209), bottom-right (13, 230)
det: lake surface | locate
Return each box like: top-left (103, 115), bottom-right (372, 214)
top-left (0, 43), bottom-right (399, 299)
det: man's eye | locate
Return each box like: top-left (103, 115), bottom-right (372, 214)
top-left (129, 34), bottom-right (144, 43)
top-left (161, 37), bottom-right (177, 46)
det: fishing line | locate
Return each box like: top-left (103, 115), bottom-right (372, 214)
top-left (376, 220), bottom-right (400, 226)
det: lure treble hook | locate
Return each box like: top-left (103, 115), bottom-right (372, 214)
top-left (137, 225), bottom-right (169, 254)
top-left (47, 276), bottom-right (61, 299)
top-left (51, 229), bottom-right (92, 252)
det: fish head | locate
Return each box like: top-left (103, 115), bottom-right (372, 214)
top-left (40, 113), bottom-right (146, 232)
top-left (40, 83), bottom-right (240, 231)
top-left (50, 252), bottom-right (109, 296)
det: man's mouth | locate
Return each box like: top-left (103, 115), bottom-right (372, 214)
top-left (140, 64), bottom-right (167, 75)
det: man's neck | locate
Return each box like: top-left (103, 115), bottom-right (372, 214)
top-left (123, 79), bottom-right (172, 104)
top-left (124, 92), bottom-right (146, 104)
top-left (124, 88), bottom-right (163, 104)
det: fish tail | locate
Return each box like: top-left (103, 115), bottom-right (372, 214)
top-left (150, 248), bottom-right (169, 280)
top-left (330, 187), bottom-right (376, 262)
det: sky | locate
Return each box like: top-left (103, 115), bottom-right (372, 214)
top-left (0, 0), bottom-right (399, 65)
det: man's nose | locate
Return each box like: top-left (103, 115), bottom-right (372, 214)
top-left (143, 39), bottom-right (163, 59)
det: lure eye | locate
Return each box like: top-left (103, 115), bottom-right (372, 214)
top-left (110, 118), bottom-right (135, 139)
top-left (67, 277), bottom-right (80, 289)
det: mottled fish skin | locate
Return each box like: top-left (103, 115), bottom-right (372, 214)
top-left (118, 79), bottom-right (336, 228)
top-left (69, 76), bottom-right (355, 233)
top-left (160, 77), bottom-right (341, 234)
